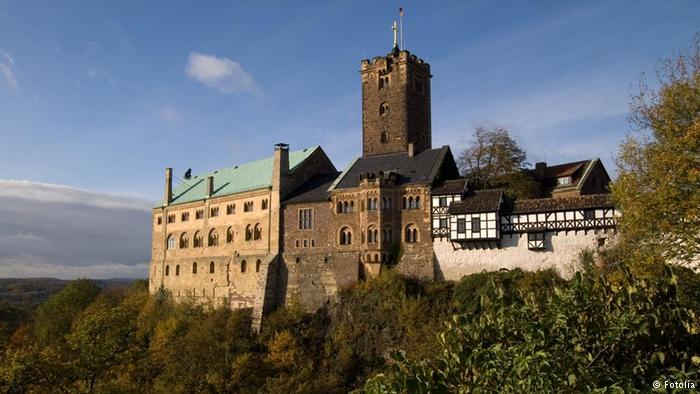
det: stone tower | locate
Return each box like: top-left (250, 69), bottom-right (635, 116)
top-left (361, 45), bottom-right (432, 157)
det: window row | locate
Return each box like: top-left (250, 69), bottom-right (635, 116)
top-left (294, 239), bottom-right (316, 248)
top-left (163, 259), bottom-right (262, 276)
top-left (402, 196), bottom-right (421, 210)
top-left (339, 225), bottom-right (418, 245)
top-left (166, 225), bottom-right (262, 249)
top-left (455, 217), bottom-right (482, 234)
top-left (156, 199), bottom-right (269, 225)
top-left (367, 197), bottom-right (393, 210)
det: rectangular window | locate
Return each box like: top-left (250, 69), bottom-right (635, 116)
top-left (439, 197), bottom-right (448, 207)
top-left (303, 239), bottom-right (308, 248)
top-left (195, 209), bottom-right (204, 219)
top-left (456, 218), bottom-right (466, 233)
top-left (210, 207), bottom-right (219, 217)
top-left (298, 209), bottom-right (313, 230)
top-left (157, 216), bottom-right (162, 225)
top-left (295, 240), bottom-right (300, 248)
top-left (528, 232), bottom-right (545, 250)
top-left (583, 209), bottom-right (595, 220)
top-left (167, 214), bottom-right (175, 223)
top-left (311, 239), bottom-right (316, 247)
top-left (181, 212), bottom-right (189, 221)
top-left (440, 218), bottom-right (448, 229)
top-left (226, 204), bottom-right (235, 215)
top-left (244, 201), bottom-right (253, 212)
top-left (471, 217), bottom-right (481, 233)
top-left (262, 199), bottom-right (268, 210)
top-left (557, 176), bottom-right (572, 185)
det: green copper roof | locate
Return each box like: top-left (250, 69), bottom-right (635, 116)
top-left (159, 145), bottom-right (320, 207)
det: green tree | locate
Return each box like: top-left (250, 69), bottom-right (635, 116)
top-left (457, 126), bottom-right (539, 198)
top-left (611, 34), bottom-right (700, 270)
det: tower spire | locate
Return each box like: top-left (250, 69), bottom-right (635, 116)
top-left (391, 21), bottom-right (398, 49)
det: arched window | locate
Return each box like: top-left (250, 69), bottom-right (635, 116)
top-left (256, 259), bottom-right (262, 273)
top-left (405, 224), bottom-right (418, 243)
top-left (226, 227), bottom-right (234, 243)
top-left (167, 234), bottom-right (175, 250)
top-left (165, 265), bottom-right (170, 276)
top-left (193, 231), bottom-right (203, 248)
top-left (209, 261), bottom-right (215, 274)
top-left (254, 223), bottom-right (262, 240)
top-left (408, 196), bottom-right (414, 209)
top-left (337, 201), bottom-right (343, 213)
top-left (192, 262), bottom-right (197, 274)
top-left (241, 260), bottom-right (247, 273)
top-left (379, 102), bottom-right (389, 116)
top-left (179, 233), bottom-right (189, 249)
top-left (343, 201), bottom-right (349, 213)
top-left (245, 225), bottom-right (253, 241)
top-left (208, 229), bottom-right (219, 247)
top-left (340, 227), bottom-right (352, 245)
top-left (175, 265), bottom-right (180, 276)
top-left (415, 196), bottom-right (421, 209)
top-left (367, 226), bottom-right (378, 244)
top-left (403, 197), bottom-right (408, 210)
top-left (381, 132), bottom-right (389, 143)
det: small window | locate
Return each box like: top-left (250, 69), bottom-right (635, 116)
top-left (241, 260), bottom-right (247, 273)
top-left (244, 201), bottom-right (254, 212)
top-left (471, 217), bottom-right (481, 233)
top-left (210, 207), bottom-right (219, 217)
top-left (299, 209), bottom-right (313, 229)
top-left (209, 261), bottom-right (215, 273)
top-left (262, 199), bottom-right (268, 210)
top-left (179, 233), bottom-right (189, 249)
top-left (295, 239), bottom-right (300, 248)
top-left (583, 210), bottom-right (595, 220)
top-left (175, 265), bottom-right (180, 276)
top-left (226, 204), bottom-right (236, 215)
top-left (157, 216), bottom-right (162, 225)
top-left (165, 265), bottom-right (169, 276)
top-left (208, 229), bottom-right (219, 247)
top-left (192, 262), bottom-right (197, 274)
top-left (311, 239), bottom-right (316, 247)
top-left (380, 132), bottom-right (389, 144)
top-left (379, 102), bottom-right (389, 116)
top-left (404, 225), bottom-right (418, 243)
top-left (528, 232), bottom-right (545, 250)
top-left (439, 197), bottom-right (448, 207)
top-left (226, 227), bottom-right (234, 243)
top-left (181, 211), bottom-right (189, 221)
top-left (256, 260), bottom-right (261, 273)
top-left (253, 223), bottom-right (262, 240)
top-left (167, 234), bottom-right (175, 250)
top-left (193, 231), bottom-right (203, 248)
top-left (167, 214), bottom-right (175, 224)
top-left (245, 225), bottom-right (253, 241)
top-left (196, 209), bottom-right (204, 220)
top-left (557, 176), bottom-right (572, 186)
top-left (303, 239), bottom-right (308, 248)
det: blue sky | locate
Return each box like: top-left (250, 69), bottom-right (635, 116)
top-left (0, 1), bottom-right (698, 278)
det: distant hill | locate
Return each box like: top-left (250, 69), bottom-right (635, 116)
top-left (0, 278), bottom-right (141, 311)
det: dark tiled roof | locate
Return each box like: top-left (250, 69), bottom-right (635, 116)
top-left (334, 147), bottom-right (449, 189)
top-left (283, 172), bottom-right (340, 204)
top-left (432, 178), bottom-right (468, 195)
top-left (532, 160), bottom-right (589, 180)
top-left (448, 189), bottom-right (504, 214)
top-left (503, 194), bottom-right (614, 214)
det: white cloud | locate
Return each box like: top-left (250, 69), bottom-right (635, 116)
top-left (157, 106), bottom-right (181, 124)
top-left (0, 180), bottom-right (153, 211)
top-left (0, 50), bottom-right (18, 91)
top-left (185, 52), bottom-right (261, 96)
top-left (0, 180), bottom-right (153, 279)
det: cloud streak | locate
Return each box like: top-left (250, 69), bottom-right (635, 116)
top-left (0, 180), bottom-right (153, 279)
top-left (0, 50), bottom-right (18, 91)
top-left (185, 52), bottom-right (261, 96)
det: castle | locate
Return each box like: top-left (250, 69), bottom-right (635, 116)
top-left (149, 36), bottom-right (618, 329)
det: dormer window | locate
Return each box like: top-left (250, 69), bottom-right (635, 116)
top-left (557, 176), bottom-right (572, 186)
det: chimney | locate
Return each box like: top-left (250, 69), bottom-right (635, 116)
top-left (206, 176), bottom-right (214, 198)
top-left (407, 143), bottom-right (415, 158)
top-left (535, 162), bottom-right (547, 179)
top-left (272, 143), bottom-right (290, 194)
top-left (164, 167), bottom-right (172, 205)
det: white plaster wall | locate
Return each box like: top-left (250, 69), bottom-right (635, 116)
top-left (434, 230), bottom-right (614, 280)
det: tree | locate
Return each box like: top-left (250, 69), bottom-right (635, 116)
top-left (457, 126), bottom-right (539, 199)
top-left (611, 34), bottom-right (700, 269)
